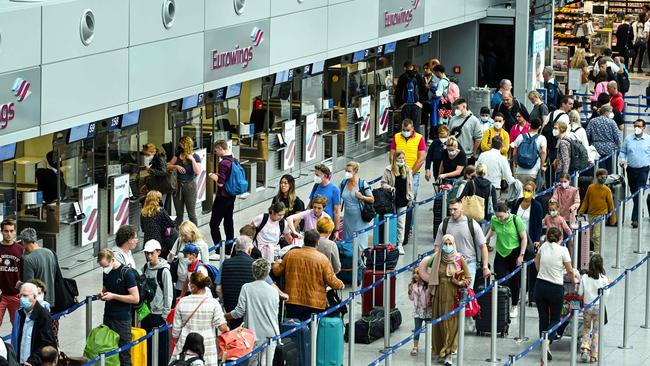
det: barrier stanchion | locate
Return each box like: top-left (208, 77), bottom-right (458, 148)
top-left (570, 309), bottom-right (579, 366)
top-left (348, 237), bottom-right (358, 366)
top-left (411, 206), bottom-right (418, 260)
top-left (573, 171), bottom-right (579, 187)
top-left (310, 313), bottom-right (318, 366)
top-left (641, 252), bottom-right (650, 329)
top-left (152, 327), bottom-right (160, 366)
top-left (382, 272), bottom-right (391, 353)
top-left (487, 274), bottom-right (500, 363)
top-left (442, 190), bottom-right (448, 222)
top-left (598, 288), bottom-right (606, 366)
top-left (352, 237), bottom-right (359, 293)
top-left (541, 332), bottom-right (549, 365)
top-left (593, 159), bottom-right (599, 180)
top-left (636, 187), bottom-right (645, 254)
top-left (457, 289), bottom-right (467, 366)
top-left (220, 239), bottom-right (227, 261)
top-left (619, 269), bottom-right (633, 349)
top-left (99, 353), bottom-right (105, 366)
top-left (383, 214), bottom-right (390, 246)
top-left (86, 295), bottom-right (93, 339)
top-left (425, 321), bottom-right (432, 366)
top-left (508, 355), bottom-right (517, 365)
top-left (264, 339), bottom-right (272, 366)
top-left (615, 202), bottom-right (624, 269)
top-left (572, 228), bottom-right (579, 275)
top-left (515, 261), bottom-right (528, 342)
top-left (600, 218), bottom-right (606, 256)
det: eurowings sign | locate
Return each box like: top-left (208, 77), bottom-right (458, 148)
top-left (379, 0), bottom-right (425, 37)
top-left (0, 68), bottom-right (40, 133)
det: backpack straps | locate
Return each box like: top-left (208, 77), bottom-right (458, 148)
top-left (255, 214), bottom-right (270, 244)
top-left (552, 111), bottom-right (567, 124)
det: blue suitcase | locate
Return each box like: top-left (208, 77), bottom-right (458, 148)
top-left (280, 319), bottom-right (311, 366)
top-left (316, 317), bottom-right (344, 366)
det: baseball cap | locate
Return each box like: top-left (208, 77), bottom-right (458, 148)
top-left (143, 240), bottom-right (162, 253)
top-left (182, 243), bottom-right (200, 255)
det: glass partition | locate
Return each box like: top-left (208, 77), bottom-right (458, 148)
top-left (59, 139), bottom-right (94, 201)
top-left (301, 74), bottom-right (324, 116)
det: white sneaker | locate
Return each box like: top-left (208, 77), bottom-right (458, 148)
top-left (509, 305), bottom-right (519, 319)
top-left (398, 245), bottom-right (405, 255)
top-left (580, 351), bottom-right (589, 363)
top-left (444, 355), bottom-right (453, 366)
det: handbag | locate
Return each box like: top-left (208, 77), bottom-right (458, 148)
top-left (218, 326), bottom-right (256, 360)
top-left (358, 180), bottom-right (375, 222)
top-left (145, 169), bottom-right (177, 194)
top-left (326, 289), bottom-right (348, 318)
top-left (460, 181), bottom-right (485, 221)
top-left (454, 287), bottom-right (481, 318)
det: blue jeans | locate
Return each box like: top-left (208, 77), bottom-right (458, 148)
top-left (412, 172), bottom-right (421, 200)
top-left (413, 317), bottom-right (426, 342)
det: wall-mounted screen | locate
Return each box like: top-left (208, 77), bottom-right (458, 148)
top-left (0, 143), bottom-right (16, 161)
top-left (214, 87), bottom-right (227, 101)
top-left (67, 123), bottom-right (96, 144)
top-left (311, 60), bottom-right (325, 75)
top-left (419, 33), bottom-right (430, 45)
top-left (121, 110), bottom-right (140, 128)
top-left (226, 83), bottom-right (242, 99)
top-left (384, 42), bottom-right (397, 54)
top-left (275, 70), bottom-right (290, 85)
top-left (353, 50), bottom-right (366, 63)
top-left (182, 94), bottom-right (199, 110)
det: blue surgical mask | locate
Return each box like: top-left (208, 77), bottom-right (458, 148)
top-left (20, 297), bottom-right (31, 310)
top-left (442, 245), bottom-right (454, 254)
top-left (480, 117), bottom-right (489, 123)
top-left (448, 150), bottom-right (458, 157)
top-left (402, 131), bottom-right (412, 138)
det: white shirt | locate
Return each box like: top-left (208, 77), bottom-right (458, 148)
top-left (537, 242), bottom-right (571, 285)
top-left (113, 247), bottom-right (137, 269)
top-left (579, 273), bottom-right (610, 307)
top-left (253, 214), bottom-right (291, 262)
top-left (548, 110), bottom-right (570, 126)
top-left (517, 205), bottom-right (531, 232)
top-left (476, 149), bottom-right (516, 188)
top-left (512, 132), bottom-right (548, 176)
top-left (570, 125), bottom-right (590, 152)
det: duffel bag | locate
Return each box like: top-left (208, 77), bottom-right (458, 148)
top-left (366, 307), bottom-right (402, 332)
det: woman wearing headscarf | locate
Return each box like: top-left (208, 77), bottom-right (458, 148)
top-left (417, 234), bottom-right (471, 366)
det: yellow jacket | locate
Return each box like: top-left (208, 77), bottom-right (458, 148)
top-left (480, 127), bottom-right (510, 157)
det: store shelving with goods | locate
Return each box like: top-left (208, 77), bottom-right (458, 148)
top-left (606, 0), bottom-right (650, 16)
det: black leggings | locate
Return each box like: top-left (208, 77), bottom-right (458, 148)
top-left (534, 279), bottom-right (564, 341)
top-left (494, 248), bottom-right (521, 306)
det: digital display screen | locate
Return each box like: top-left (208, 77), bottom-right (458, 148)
top-left (353, 50), bottom-right (366, 63)
top-left (0, 143), bottom-right (16, 161)
top-left (109, 116), bottom-right (121, 130)
top-left (182, 94), bottom-right (199, 110)
top-left (275, 70), bottom-right (289, 85)
top-left (311, 60), bottom-right (325, 75)
top-left (214, 87), bottom-right (227, 101)
top-left (419, 33), bottom-right (430, 45)
top-left (121, 110), bottom-right (140, 128)
top-left (384, 42), bottom-right (397, 54)
top-left (226, 83), bottom-right (242, 99)
top-left (67, 123), bottom-right (96, 143)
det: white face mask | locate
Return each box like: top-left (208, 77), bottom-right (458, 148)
top-left (344, 172), bottom-right (353, 180)
top-left (439, 137), bottom-right (448, 144)
top-left (102, 266), bottom-right (112, 275)
top-left (143, 155), bottom-right (153, 167)
top-left (608, 112), bottom-right (615, 119)
top-left (454, 109), bottom-right (462, 117)
top-left (552, 128), bottom-right (560, 137)
top-left (313, 175), bottom-right (322, 184)
top-left (494, 122), bottom-right (503, 130)
top-left (36, 293), bottom-right (44, 303)
top-left (635, 127), bottom-right (643, 135)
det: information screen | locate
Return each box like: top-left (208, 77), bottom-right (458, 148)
top-left (121, 110), bottom-right (140, 128)
top-left (226, 83), bottom-right (242, 98)
top-left (311, 60), bottom-right (325, 75)
top-left (419, 33), bottom-right (430, 45)
top-left (275, 70), bottom-right (289, 85)
top-left (384, 42), bottom-right (397, 54)
top-left (67, 122), bottom-right (96, 143)
top-left (353, 50), bottom-right (366, 63)
top-left (0, 143), bottom-right (16, 161)
top-left (182, 94), bottom-right (199, 110)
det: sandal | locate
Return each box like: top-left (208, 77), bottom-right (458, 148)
top-left (410, 347), bottom-right (418, 356)
top-left (590, 356), bottom-right (598, 363)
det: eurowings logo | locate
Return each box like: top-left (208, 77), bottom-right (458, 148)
top-left (250, 27), bottom-right (264, 47)
top-left (12, 78), bottom-right (31, 103)
top-left (412, 0), bottom-right (420, 9)
top-left (384, 0), bottom-right (421, 29)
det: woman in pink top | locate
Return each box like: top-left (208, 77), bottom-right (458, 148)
top-left (551, 172), bottom-right (581, 223)
top-left (589, 71), bottom-right (609, 102)
top-left (287, 195), bottom-right (331, 235)
top-left (509, 112), bottom-right (531, 144)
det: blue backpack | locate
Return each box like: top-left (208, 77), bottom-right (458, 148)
top-left (224, 157), bottom-right (248, 196)
top-left (192, 261), bottom-right (220, 297)
top-left (516, 133), bottom-right (541, 169)
top-left (404, 75), bottom-right (418, 104)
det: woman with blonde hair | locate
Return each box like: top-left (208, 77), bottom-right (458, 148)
top-left (168, 136), bottom-right (202, 226)
top-left (172, 272), bottom-right (229, 365)
top-left (168, 221), bottom-right (211, 298)
top-left (567, 110), bottom-right (590, 158)
top-left (381, 149), bottom-right (413, 254)
top-left (416, 235), bottom-right (471, 365)
top-left (438, 136), bottom-right (467, 183)
top-left (140, 190), bottom-right (175, 257)
top-left (527, 90), bottom-right (549, 125)
top-left (570, 48), bottom-right (589, 94)
top-left (340, 161), bottom-right (374, 250)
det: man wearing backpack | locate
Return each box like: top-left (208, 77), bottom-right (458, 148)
top-left (448, 98), bottom-right (483, 164)
top-left (209, 140), bottom-right (237, 251)
top-left (543, 96), bottom-right (573, 184)
top-left (543, 66), bottom-right (564, 111)
top-left (141, 240), bottom-right (173, 366)
top-left (179, 244), bottom-right (219, 298)
top-left (512, 117), bottom-right (548, 185)
top-left (395, 61), bottom-right (428, 126)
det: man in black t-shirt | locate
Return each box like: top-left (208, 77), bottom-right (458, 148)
top-left (98, 248), bottom-right (139, 366)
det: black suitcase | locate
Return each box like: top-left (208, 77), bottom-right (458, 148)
top-left (475, 281), bottom-right (511, 337)
top-left (344, 308), bottom-right (402, 344)
top-left (273, 337), bottom-right (300, 366)
top-left (605, 174), bottom-right (625, 226)
top-left (433, 199), bottom-right (443, 238)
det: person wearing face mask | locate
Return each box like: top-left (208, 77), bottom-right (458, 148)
top-left (395, 61), bottom-right (428, 127)
top-left (140, 143), bottom-right (171, 199)
top-left (308, 164), bottom-right (342, 236)
top-left (484, 203), bottom-right (528, 318)
top-left (416, 234), bottom-right (471, 366)
top-left (554, 121), bottom-right (572, 175)
top-left (20, 228), bottom-right (57, 310)
top-left (527, 90), bottom-right (550, 126)
top-left (480, 113), bottom-right (510, 157)
top-left (578, 169), bottom-right (617, 253)
top-left (491, 91), bottom-right (529, 132)
top-left (339, 161), bottom-right (374, 250)
top-left (551, 172), bottom-right (581, 224)
top-left (11, 282), bottom-right (55, 366)
top-left (381, 150), bottom-right (413, 254)
top-left (447, 98), bottom-right (482, 164)
top-left (97, 248), bottom-right (139, 366)
top-left (619, 119), bottom-right (650, 228)
top-left (586, 105), bottom-right (621, 174)
top-left (438, 137), bottom-right (467, 184)
top-left (168, 136), bottom-right (201, 226)
top-left (542, 201), bottom-right (573, 252)
top-left (425, 125), bottom-right (450, 181)
top-left (479, 107), bottom-right (494, 133)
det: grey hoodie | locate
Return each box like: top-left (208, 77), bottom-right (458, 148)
top-left (143, 258), bottom-right (173, 319)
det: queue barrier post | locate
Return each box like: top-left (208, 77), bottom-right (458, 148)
top-left (598, 288), bottom-right (606, 366)
top-left (615, 201), bottom-right (624, 269)
top-left (411, 205), bottom-right (418, 260)
top-left (220, 239), bottom-right (227, 262)
top-left (487, 274), bottom-right (500, 363)
top-left (593, 159), bottom-right (599, 180)
top-left (152, 327), bottom-right (160, 366)
top-left (643, 252), bottom-right (650, 329)
top-left (425, 321), bottom-right (432, 366)
top-left (383, 272), bottom-right (391, 353)
top-left (310, 313), bottom-right (318, 366)
top-left (515, 261), bottom-right (528, 342)
top-left (383, 214), bottom-right (390, 247)
top-left (636, 187), bottom-right (645, 254)
top-left (348, 239), bottom-right (358, 366)
top-left (572, 228), bottom-right (579, 271)
top-left (457, 289), bottom-right (467, 366)
top-left (600, 217), bottom-right (606, 257)
top-left (263, 339), bottom-right (272, 366)
top-left (86, 295), bottom-right (93, 339)
top-left (572, 171), bottom-right (579, 188)
top-left (508, 355), bottom-right (516, 365)
top-left (442, 190), bottom-right (448, 222)
top-left (541, 332), bottom-right (549, 365)
top-left (570, 309), bottom-right (579, 366)
top-left (619, 269), bottom-right (633, 350)
top-left (100, 353), bottom-right (106, 366)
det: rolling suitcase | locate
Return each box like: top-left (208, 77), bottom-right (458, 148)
top-left (361, 269), bottom-right (396, 315)
top-left (475, 279), bottom-right (511, 337)
top-left (273, 337), bottom-right (300, 366)
top-left (372, 213), bottom-right (397, 246)
top-left (130, 327), bottom-right (147, 366)
top-left (575, 218), bottom-right (591, 270)
top-left (336, 240), bottom-right (363, 286)
top-left (605, 174), bottom-right (625, 226)
top-left (316, 316), bottom-right (344, 366)
top-left (278, 307), bottom-right (310, 366)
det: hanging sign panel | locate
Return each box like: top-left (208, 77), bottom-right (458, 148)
top-left (80, 184), bottom-right (99, 247)
top-left (377, 90), bottom-right (390, 136)
top-left (359, 96), bottom-right (371, 142)
top-left (110, 174), bottom-right (130, 235)
top-left (305, 113), bottom-right (318, 162)
top-left (283, 120), bottom-right (296, 170)
top-left (195, 148), bottom-right (207, 203)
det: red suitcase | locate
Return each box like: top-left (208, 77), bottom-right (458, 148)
top-left (361, 269), bottom-right (396, 315)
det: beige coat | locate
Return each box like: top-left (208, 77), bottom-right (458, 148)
top-left (381, 165), bottom-right (414, 205)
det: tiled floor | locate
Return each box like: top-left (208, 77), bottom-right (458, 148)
top-left (4, 78), bottom-right (650, 365)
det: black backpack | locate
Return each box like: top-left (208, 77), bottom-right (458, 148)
top-left (567, 138), bottom-right (589, 172)
top-left (372, 187), bottom-right (395, 215)
top-left (617, 70), bottom-right (631, 94)
top-left (170, 353), bottom-right (201, 366)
